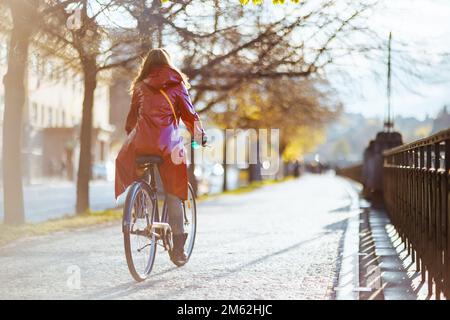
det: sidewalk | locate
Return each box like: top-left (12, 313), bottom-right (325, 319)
top-left (364, 208), bottom-right (437, 300)
top-left (335, 185), bottom-right (436, 300)
top-left (0, 174), bottom-right (354, 299)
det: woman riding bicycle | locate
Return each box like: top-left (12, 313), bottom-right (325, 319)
top-left (115, 48), bottom-right (206, 266)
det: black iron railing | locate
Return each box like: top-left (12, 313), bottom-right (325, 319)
top-left (383, 128), bottom-right (450, 299)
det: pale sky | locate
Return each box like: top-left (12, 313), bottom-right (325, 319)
top-left (330, 0), bottom-right (450, 120)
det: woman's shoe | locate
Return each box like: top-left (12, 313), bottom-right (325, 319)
top-left (169, 233), bottom-right (188, 266)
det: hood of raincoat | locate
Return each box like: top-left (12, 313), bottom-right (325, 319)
top-left (143, 65), bottom-right (183, 90)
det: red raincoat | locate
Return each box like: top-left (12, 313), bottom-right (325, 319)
top-left (115, 65), bottom-right (204, 200)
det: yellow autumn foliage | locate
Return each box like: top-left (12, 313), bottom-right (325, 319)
top-left (282, 127), bottom-right (326, 161)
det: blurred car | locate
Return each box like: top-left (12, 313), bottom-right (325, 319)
top-left (92, 163), bottom-right (108, 180)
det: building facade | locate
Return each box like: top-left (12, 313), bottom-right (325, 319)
top-left (0, 31), bottom-right (115, 184)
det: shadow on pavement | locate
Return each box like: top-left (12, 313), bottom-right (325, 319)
top-left (86, 219), bottom-right (349, 300)
top-left (82, 266), bottom-right (179, 300)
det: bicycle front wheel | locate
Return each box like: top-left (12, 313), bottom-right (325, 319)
top-left (123, 181), bottom-right (157, 282)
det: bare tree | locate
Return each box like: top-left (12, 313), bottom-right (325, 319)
top-left (1, 0), bottom-right (78, 224)
top-left (41, 0), bottom-right (139, 213)
top-left (2, 0), bottom-right (38, 224)
top-left (113, 0), bottom-right (375, 182)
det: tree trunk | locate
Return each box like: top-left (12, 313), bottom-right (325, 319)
top-left (2, 1), bottom-right (37, 224)
top-left (248, 163), bottom-right (262, 183)
top-left (65, 147), bottom-right (74, 181)
top-left (76, 60), bottom-right (97, 213)
top-left (222, 130), bottom-right (227, 192)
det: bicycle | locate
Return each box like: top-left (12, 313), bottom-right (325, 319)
top-left (122, 154), bottom-right (197, 282)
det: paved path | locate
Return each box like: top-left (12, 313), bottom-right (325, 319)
top-left (0, 174), bottom-right (358, 300)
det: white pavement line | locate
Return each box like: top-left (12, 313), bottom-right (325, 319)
top-left (335, 178), bottom-right (362, 300)
top-left (335, 212), bottom-right (360, 299)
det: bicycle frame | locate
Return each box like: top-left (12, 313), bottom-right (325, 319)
top-left (123, 161), bottom-right (197, 280)
top-left (135, 163), bottom-right (176, 252)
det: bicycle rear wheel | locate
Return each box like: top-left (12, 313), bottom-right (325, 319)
top-left (183, 183), bottom-right (197, 261)
top-left (123, 181), bottom-right (158, 282)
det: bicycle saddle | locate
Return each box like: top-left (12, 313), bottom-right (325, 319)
top-left (136, 155), bottom-right (163, 166)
